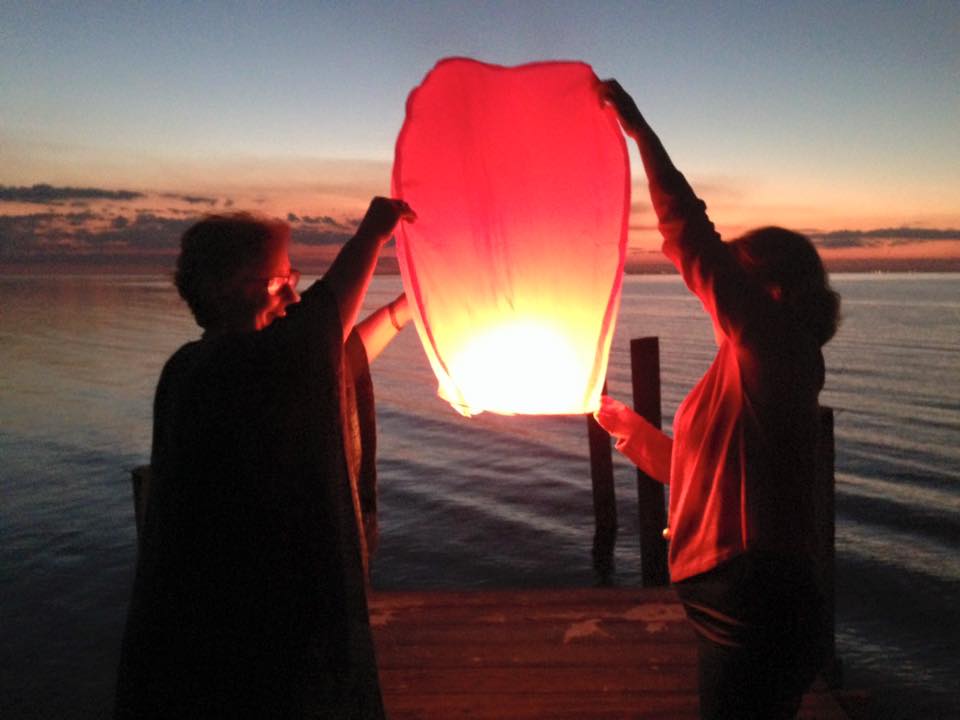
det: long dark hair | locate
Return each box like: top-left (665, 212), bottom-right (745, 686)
top-left (732, 227), bottom-right (841, 346)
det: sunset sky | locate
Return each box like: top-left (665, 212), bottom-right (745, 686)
top-left (2, 1), bottom-right (958, 271)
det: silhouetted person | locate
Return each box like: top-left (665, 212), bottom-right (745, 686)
top-left (596, 81), bottom-right (840, 719)
top-left (116, 198), bottom-right (415, 719)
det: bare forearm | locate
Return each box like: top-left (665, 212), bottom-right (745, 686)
top-left (322, 197), bottom-right (415, 339)
top-left (355, 295), bottom-right (410, 362)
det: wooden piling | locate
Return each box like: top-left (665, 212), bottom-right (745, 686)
top-left (630, 337), bottom-right (669, 587)
top-left (587, 382), bottom-right (617, 583)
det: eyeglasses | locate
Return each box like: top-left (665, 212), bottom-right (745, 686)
top-left (255, 269), bottom-right (301, 295)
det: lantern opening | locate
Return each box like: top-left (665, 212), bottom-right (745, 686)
top-left (439, 318), bottom-right (587, 416)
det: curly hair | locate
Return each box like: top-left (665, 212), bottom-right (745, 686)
top-left (174, 213), bottom-right (290, 330)
top-left (731, 227), bottom-right (841, 346)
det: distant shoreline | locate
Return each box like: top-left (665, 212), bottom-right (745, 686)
top-left (2, 257), bottom-right (959, 276)
top-left (4, 237), bottom-right (960, 276)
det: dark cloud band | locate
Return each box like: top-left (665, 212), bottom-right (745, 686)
top-left (811, 227), bottom-right (960, 248)
top-left (0, 184), bottom-right (144, 203)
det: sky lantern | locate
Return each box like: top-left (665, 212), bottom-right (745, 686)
top-left (392, 58), bottom-right (630, 416)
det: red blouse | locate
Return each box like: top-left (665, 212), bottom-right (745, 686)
top-left (643, 139), bottom-right (823, 582)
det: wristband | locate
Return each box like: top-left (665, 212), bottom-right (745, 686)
top-left (388, 302), bottom-right (402, 331)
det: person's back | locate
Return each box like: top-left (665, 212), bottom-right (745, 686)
top-left (118, 287), bottom-right (365, 717)
top-left (117, 202), bottom-right (413, 719)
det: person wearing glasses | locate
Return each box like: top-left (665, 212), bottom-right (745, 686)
top-left (116, 197), bottom-right (415, 719)
top-left (594, 81), bottom-right (839, 720)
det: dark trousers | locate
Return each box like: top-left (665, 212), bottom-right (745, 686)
top-left (674, 553), bottom-right (827, 720)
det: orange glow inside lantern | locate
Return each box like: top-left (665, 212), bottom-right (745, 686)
top-left (392, 58), bottom-right (630, 416)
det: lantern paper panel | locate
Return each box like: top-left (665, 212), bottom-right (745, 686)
top-left (392, 58), bottom-right (630, 416)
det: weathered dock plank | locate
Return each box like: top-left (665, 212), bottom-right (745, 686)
top-left (369, 587), bottom-right (850, 719)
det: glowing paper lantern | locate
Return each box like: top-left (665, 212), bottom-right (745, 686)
top-left (392, 58), bottom-right (630, 416)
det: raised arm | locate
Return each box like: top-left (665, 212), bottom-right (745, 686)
top-left (599, 80), bottom-right (687, 205)
top-left (354, 293), bottom-right (411, 363)
top-left (594, 395), bottom-right (672, 484)
top-left (600, 80), bottom-right (768, 342)
top-left (323, 197), bottom-right (416, 339)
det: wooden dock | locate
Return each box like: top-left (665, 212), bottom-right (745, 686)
top-left (370, 586), bottom-right (853, 719)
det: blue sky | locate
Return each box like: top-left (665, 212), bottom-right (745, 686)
top-left (1, 1), bottom-right (958, 267)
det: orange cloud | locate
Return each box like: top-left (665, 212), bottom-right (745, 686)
top-left (3, 179), bottom-right (959, 274)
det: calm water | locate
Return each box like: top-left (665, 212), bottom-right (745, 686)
top-left (1, 273), bottom-right (958, 718)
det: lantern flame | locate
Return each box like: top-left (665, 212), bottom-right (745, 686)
top-left (437, 318), bottom-right (594, 417)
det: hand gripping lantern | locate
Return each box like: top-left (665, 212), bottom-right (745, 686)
top-left (392, 58), bottom-right (630, 416)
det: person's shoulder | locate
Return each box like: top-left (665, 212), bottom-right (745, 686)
top-left (293, 278), bottom-right (337, 316)
top-left (265, 278), bottom-right (342, 345)
top-left (748, 306), bottom-right (818, 354)
top-left (162, 339), bottom-right (203, 373)
top-left (154, 339), bottom-right (203, 403)
top-left (737, 324), bottom-right (822, 402)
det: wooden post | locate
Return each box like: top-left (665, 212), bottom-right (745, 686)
top-left (587, 382), bottom-right (617, 584)
top-left (814, 406), bottom-right (840, 686)
top-left (631, 338), bottom-right (669, 587)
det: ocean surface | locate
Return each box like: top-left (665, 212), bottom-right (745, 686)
top-left (1, 272), bottom-right (958, 718)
